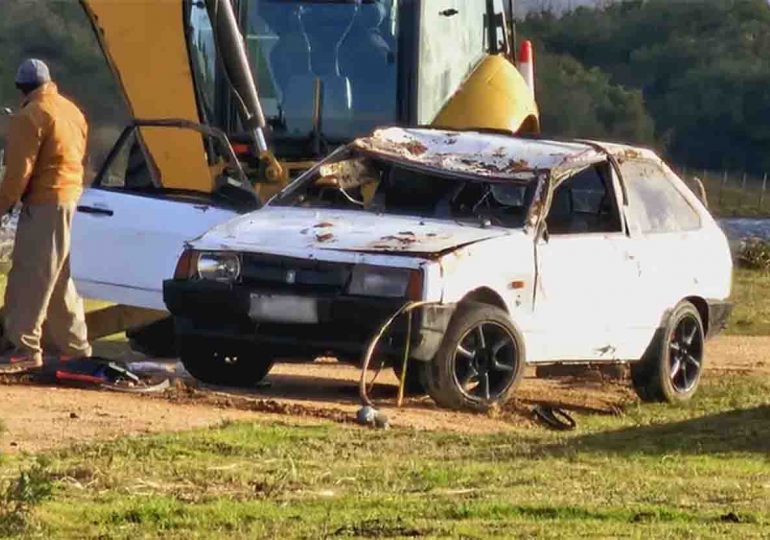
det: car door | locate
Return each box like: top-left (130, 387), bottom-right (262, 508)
top-left (531, 162), bottom-right (642, 362)
top-left (71, 123), bottom-right (254, 310)
top-left (618, 158), bottom-right (711, 354)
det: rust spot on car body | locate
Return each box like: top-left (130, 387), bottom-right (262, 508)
top-left (402, 140), bottom-right (428, 156)
top-left (315, 232), bottom-right (335, 243)
top-left (380, 235), bottom-right (418, 246)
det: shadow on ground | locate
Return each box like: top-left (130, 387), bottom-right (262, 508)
top-left (564, 405), bottom-right (770, 455)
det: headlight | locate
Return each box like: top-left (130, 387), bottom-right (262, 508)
top-left (347, 265), bottom-right (422, 299)
top-left (196, 252), bottom-right (241, 283)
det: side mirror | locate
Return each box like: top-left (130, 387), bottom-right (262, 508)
top-left (213, 173), bottom-right (262, 213)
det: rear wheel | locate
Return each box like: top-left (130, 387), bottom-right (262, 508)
top-left (179, 337), bottom-right (274, 387)
top-left (631, 301), bottom-right (705, 403)
top-left (426, 303), bottom-right (524, 412)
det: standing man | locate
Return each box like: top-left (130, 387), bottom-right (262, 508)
top-left (0, 59), bottom-right (92, 373)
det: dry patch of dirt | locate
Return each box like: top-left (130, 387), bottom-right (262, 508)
top-left (0, 335), bottom-right (766, 453)
top-left (0, 385), bottom-right (264, 454)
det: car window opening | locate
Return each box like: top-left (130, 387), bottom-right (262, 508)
top-left (273, 152), bottom-right (538, 228)
top-left (620, 159), bottom-right (702, 234)
top-left (546, 163), bottom-right (623, 235)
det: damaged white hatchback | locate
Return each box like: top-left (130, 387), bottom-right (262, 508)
top-left (164, 127), bottom-right (733, 411)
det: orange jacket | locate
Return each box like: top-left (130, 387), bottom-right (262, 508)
top-left (0, 83), bottom-right (88, 214)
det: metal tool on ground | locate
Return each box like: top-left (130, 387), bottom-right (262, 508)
top-left (55, 357), bottom-right (170, 393)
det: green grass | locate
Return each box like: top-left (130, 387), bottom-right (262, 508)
top-left (726, 269), bottom-right (770, 336)
top-left (0, 376), bottom-right (767, 538)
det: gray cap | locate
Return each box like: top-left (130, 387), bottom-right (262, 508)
top-left (15, 59), bottom-right (51, 86)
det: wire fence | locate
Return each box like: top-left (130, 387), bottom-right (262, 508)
top-left (675, 166), bottom-right (770, 218)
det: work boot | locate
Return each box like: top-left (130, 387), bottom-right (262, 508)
top-left (0, 350), bottom-right (44, 373)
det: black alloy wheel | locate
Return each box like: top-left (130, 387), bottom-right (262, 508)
top-left (668, 313), bottom-right (704, 394)
top-left (452, 321), bottom-right (519, 402)
top-left (631, 301), bottom-right (705, 403)
top-left (426, 303), bottom-right (525, 411)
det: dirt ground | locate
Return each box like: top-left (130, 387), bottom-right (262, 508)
top-left (0, 335), bottom-right (767, 454)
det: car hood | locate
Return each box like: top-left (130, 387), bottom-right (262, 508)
top-left (192, 207), bottom-right (510, 258)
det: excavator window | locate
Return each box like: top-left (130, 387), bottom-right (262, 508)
top-left (236, 0), bottom-right (399, 144)
top-left (249, 0), bottom-right (398, 140)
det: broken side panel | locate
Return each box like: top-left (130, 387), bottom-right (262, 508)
top-left (80, 0), bottom-right (214, 192)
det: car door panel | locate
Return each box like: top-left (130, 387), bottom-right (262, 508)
top-left (72, 188), bottom-right (237, 310)
top-left (532, 233), bottom-right (641, 362)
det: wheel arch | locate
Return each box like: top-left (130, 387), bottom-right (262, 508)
top-left (459, 287), bottom-right (509, 312)
top-left (684, 296), bottom-right (709, 336)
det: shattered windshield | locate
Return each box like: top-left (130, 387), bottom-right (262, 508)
top-left (272, 152), bottom-right (537, 228)
top-left (242, 0), bottom-right (399, 144)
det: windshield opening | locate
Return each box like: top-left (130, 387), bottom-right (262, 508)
top-left (272, 151), bottom-right (537, 229)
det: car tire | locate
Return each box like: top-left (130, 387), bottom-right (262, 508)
top-left (425, 302), bottom-right (525, 412)
top-left (630, 301), bottom-right (705, 403)
top-left (392, 360), bottom-right (429, 396)
top-left (179, 337), bottom-right (274, 387)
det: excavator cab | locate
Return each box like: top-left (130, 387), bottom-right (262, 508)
top-left (83, 0), bottom-right (538, 194)
top-left (201, 0), bottom-right (539, 162)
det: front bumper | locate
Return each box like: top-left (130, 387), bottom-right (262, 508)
top-left (706, 300), bottom-right (733, 339)
top-left (163, 279), bottom-right (454, 362)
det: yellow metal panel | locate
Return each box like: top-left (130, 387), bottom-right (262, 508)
top-left (432, 55), bottom-right (540, 135)
top-left (83, 0), bottom-right (213, 192)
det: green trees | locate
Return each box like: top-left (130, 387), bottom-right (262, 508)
top-left (0, 0), bottom-right (768, 176)
top-left (535, 50), bottom-right (655, 144)
top-left (0, 0), bottom-right (127, 170)
top-left (521, 0), bottom-right (770, 174)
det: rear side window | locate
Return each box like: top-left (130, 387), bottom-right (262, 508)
top-left (620, 160), bottom-right (701, 234)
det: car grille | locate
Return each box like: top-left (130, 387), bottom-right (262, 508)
top-left (240, 253), bottom-right (353, 294)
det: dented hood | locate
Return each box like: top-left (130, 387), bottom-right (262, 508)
top-left (193, 207), bottom-right (509, 257)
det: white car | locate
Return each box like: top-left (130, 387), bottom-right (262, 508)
top-left (163, 127), bottom-right (733, 410)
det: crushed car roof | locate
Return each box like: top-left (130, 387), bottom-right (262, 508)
top-left (352, 127), bottom-right (658, 180)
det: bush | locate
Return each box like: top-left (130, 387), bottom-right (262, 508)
top-left (737, 238), bottom-right (770, 272)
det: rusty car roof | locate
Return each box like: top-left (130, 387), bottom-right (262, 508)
top-left (352, 127), bottom-right (658, 180)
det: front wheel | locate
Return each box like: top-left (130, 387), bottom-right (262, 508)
top-left (631, 301), bottom-right (705, 403)
top-left (180, 337), bottom-right (274, 387)
top-left (426, 303), bottom-right (525, 412)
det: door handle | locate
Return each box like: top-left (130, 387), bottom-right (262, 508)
top-left (77, 205), bottom-right (114, 217)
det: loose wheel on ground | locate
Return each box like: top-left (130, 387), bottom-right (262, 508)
top-left (180, 337), bottom-right (274, 387)
top-left (426, 302), bottom-right (525, 412)
top-left (631, 300), bottom-right (705, 403)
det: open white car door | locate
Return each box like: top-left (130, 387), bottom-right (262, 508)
top-left (72, 121), bottom-right (260, 310)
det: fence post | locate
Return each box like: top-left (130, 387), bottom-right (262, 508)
top-left (719, 170), bottom-right (728, 207)
top-left (760, 172), bottom-right (768, 212)
top-left (740, 172), bottom-right (748, 209)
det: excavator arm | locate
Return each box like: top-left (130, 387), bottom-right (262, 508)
top-left (80, 0), bottom-right (214, 192)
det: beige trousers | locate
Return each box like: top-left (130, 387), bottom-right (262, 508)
top-left (4, 203), bottom-right (91, 358)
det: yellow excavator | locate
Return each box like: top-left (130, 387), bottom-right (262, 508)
top-left (75, 0), bottom-right (541, 354)
top-left (81, 0), bottom-right (538, 195)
